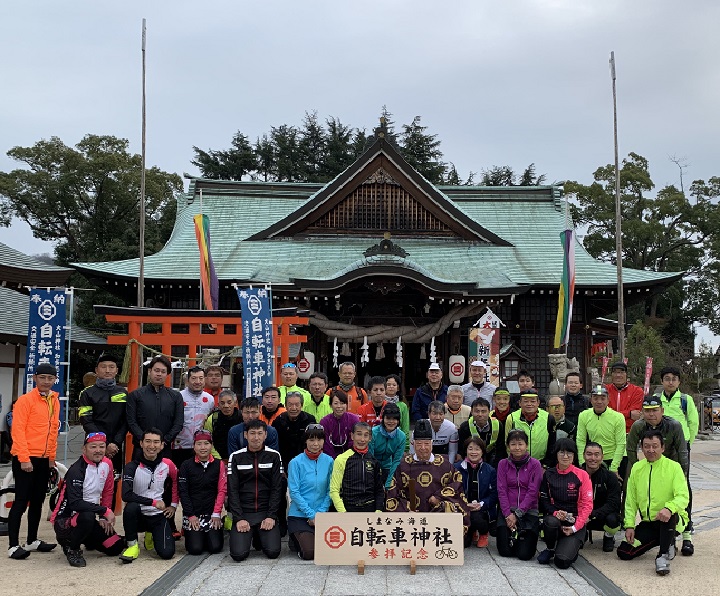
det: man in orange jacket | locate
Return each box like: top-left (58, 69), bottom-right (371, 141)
top-left (7, 363), bottom-right (60, 559)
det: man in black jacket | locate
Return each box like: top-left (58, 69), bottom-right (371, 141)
top-left (227, 419), bottom-right (283, 562)
top-left (126, 355), bottom-right (183, 459)
top-left (582, 441), bottom-right (622, 552)
top-left (563, 372), bottom-right (589, 426)
top-left (79, 353), bottom-right (127, 506)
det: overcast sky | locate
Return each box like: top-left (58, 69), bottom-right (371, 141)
top-left (2, 1), bottom-right (719, 347)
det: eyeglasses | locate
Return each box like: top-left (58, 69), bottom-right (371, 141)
top-left (557, 450), bottom-right (574, 457)
top-left (282, 363), bottom-right (296, 369)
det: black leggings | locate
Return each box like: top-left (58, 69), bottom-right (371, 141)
top-left (8, 456), bottom-right (50, 548)
top-left (184, 528), bottom-right (224, 555)
top-left (543, 515), bottom-right (584, 569)
top-left (122, 502), bottom-right (175, 559)
top-left (464, 511), bottom-right (491, 547)
top-left (229, 523), bottom-right (281, 562)
top-left (617, 515), bottom-right (678, 560)
top-left (54, 512), bottom-right (124, 555)
top-left (496, 513), bottom-right (539, 560)
top-left (293, 531), bottom-right (316, 560)
top-left (585, 512), bottom-right (621, 536)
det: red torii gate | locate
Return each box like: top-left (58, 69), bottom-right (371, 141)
top-left (95, 306), bottom-right (308, 392)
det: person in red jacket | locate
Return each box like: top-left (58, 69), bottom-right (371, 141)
top-left (7, 363), bottom-right (60, 560)
top-left (605, 362), bottom-right (643, 433)
top-left (357, 376), bottom-right (387, 428)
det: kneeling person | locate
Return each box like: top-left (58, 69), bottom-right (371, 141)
top-left (227, 419), bottom-right (283, 561)
top-left (330, 422), bottom-right (385, 512)
top-left (119, 428), bottom-right (179, 563)
top-left (51, 432), bottom-right (124, 567)
top-left (178, 430), bottom-right (227, 555)
top-left (617, 430), bottom-right (689, 576)
top-left (581, 442), bottom-right (622, 552)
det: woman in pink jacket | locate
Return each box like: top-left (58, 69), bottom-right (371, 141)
top-left (537, 438), bottom-right (594, 568)
top-left (496, 429), bottom-right (543, 560)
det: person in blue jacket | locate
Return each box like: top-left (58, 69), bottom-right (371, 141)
top-left (227, 398), bottom-right (279, 455)
top-left (369, 403), bottom-right (406, 488)
top-left (287, 423), bottom-right (333, 560)
top-left (454, 436), bottom-right (498, 548)
top-left (411, 363), bottom-right (448, 421)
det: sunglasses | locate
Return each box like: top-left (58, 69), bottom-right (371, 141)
top-left (282, 363), bottom-right (296, 369)
top-left (305, 424), bottom-right (324, 431)
top-left (84, 431), bottom-right (107, 443)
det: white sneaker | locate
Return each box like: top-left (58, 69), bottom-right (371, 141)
top-left (667, 541), bottom-right (676, 561)
top-left (656, 554), bottom-right (671, 576)
top-left (23, 540), bottom-right (56, 552)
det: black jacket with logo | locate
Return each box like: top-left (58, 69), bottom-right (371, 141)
top-left (227, 446), bottom-right (283, 524)
top-left (79, 384), bottom-right (129, 447)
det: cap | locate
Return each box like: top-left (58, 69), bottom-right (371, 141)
top-left (84, 432), bottom-right (107, 445)
top-left (35, 363), bottom-right (57, 376)
top-left (642, 395), bottom-right (662, 409)
top-left (494, 387), bottom-right (510, 395)
top-left (97, 353), bottom-right (118, 366)
top-left (193, 430), bottom-right (213, 443)
top-left (413, 419), bottom-right (433, 440)
top-left (428, 363), bottom-right (441, 371)
top-left (591, 384), bottom-right (608, 396)
top-left (610, 361), bottom-right (628, 372)
top-left (470, 360), bottom-right (488, 368)
top-left (382, 403), bottom-right (401, 420)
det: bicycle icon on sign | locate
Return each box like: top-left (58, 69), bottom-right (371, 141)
top-left (434, 546), bottom-right (458, 560)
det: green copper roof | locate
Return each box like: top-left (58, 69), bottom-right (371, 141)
top-left (73, 179), bottom-right (679, 292)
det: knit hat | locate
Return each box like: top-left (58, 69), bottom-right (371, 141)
top-left (35, 363), bottom-right (57, 376)
top-left (96, 353), bottom-right (118, 366)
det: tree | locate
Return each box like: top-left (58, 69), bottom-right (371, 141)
top-left (191, 132), bottom-right (255, 181)
top-left (0, 134), bottom-right (182, 266)
top-left (625, 320), bottom-right (666, 385)
top-left (398, 116), bottom-right (446, 184)
top-left (481, 164), bottom-right (547, 186)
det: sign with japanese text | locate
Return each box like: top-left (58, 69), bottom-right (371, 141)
top-left (236, 286), bottom-right (274, 397)
top-left (25, 289), bottom-right (67, 396)
top-left (314, 512), bottom-right (464, 566)
top-left (469, 308), bottom-right (504, 387)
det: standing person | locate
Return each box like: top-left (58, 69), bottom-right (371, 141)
top-left (582, 442), bottom-right (622, 552)
top-left (320, 390), bottom-right (360, 459)
top-left (496, 429), bottom-right (543, 560)
top-left (7, 362), bottom-right (60, 559)
top-left (204, 389), bottom-right (242, 461)
top-left (287, 424), bottom-right (333, 560)
top-left (277, 362), bottom-right (311, 405)
top-left (386, 419), bottom-right (469, 524)
top-left (454, 437), bottom-right (498, 548)
top-left (227, 398), bottom-right (279, 455)
top-left (411, 363), bottom-right (448, 421)
top-left (273, 392), bottom-right (317, 472)
top-left (505, 392), bottom-right (555, 465)
top-left (411, 400), bottom-right (459, 463)
top-left (369, 403), bottom-right (406, 488)
top-left (490, 387), bottom-right (512, 463)
top-left (204, 365), bottom-right (225, 407)
top-left (656, 365), bottom-right (698, 556)
top-left (330, 422), bottom-right (385, 513)
top-left (462, 360), bottom-right (496, 407)
top-left (173, 366), bottom-right (215, 466)
top-left (617, 430), bottom-right (689, 576)
top-left (445, 385), bottom-right (471, 429)
top-left (126, 355), bottom-right (184, 460)
top-left (577, 386), bottom-right (626, 479)
top-left (458, 398), bottom-right (500, 463)
top-left (384, 374), bottom-right (411, 449)
top-left (304, 372), bottom-right (333, 421)
top-left (605, 361), bottom-right (644, 433)
top-left (327, 362), bottom-right (367, 414)
top-left (227, 420), bottom-right (283, 562)
top-left (536, 439), bottom-right (593, 568)
top-left (358, 376), bottom-right (388, 428)
top-left (51, 432), bottom-right (124, 567)
top-left (119, 428), bottom-right (179, 563)
top-left (78, 353), bottom-right (128, 481)
top-left (563, 372), bottom-right (589, 426)
top-left (178, 430), bottom-right (226, 555)
top-left (547, 395), bottom-right (577, 440)
top-left (259, 386), bottom-right (285, 426)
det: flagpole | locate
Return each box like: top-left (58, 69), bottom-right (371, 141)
top-left (137, 18), bottom-right (147, 308)
top-left (610, 51), bottom-right (625, 360)
top-left (199, 188), bottom-right (204, 311)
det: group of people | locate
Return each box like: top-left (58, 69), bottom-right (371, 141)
top-left (5, 355), bottom-right (698, 577)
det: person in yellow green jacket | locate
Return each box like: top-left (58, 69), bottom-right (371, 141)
top-left (303, 373), bottom-right (333, 421)
top-left (504, 392), bottom-right (555, 466)
top-left (655, 365), bottom-right (698, 555)
top-left (576, 386), bottom-right (626, 478)
top-left (277, 363), bottom-right (311, 406)
top-left (617, 429), bottom-right (689, 576)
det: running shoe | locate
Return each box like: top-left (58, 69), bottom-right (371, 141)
top-left (24, 540), bottom-right (56, 552)
top-left (119, 543), bottom-right (139, 563)
top-left (65, 548), bottom-right (86, 568)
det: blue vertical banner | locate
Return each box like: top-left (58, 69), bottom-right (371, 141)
top-left (25, 289), bottom-right (67, 408)
top-left (236, 287), bottom-right (274, 397)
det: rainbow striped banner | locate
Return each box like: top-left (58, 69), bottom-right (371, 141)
top-left (554, 229), bottom-right (576, 349)
top-left (193, 213), bottom-right (219, 311)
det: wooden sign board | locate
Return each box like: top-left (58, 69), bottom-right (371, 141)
top-left (314, 512), bottom-right (464, 566)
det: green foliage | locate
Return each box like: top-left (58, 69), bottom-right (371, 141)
top-left (480, 163), bottom-right (546, 186)
top-left (0, 134), bottom-right (182, 266)
top-left (625, 320), bottom-right (666, 384)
